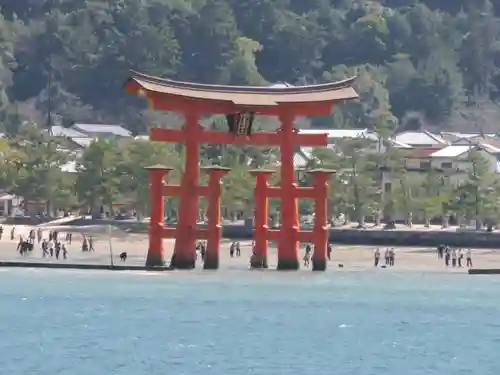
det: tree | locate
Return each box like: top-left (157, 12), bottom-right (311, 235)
top-left (74, 139), bottom-right (121, 214)
top-left (451, 147), bottom-right (500, 228)
top-left (3, 0), bottom-right (500, 220)
top-left (338, 138), bottom-right (378, 227)
top-left (220, 158), bottom-right (253, 220)
top-left (0, 12), bottom-right (15, 122)
top-left (0, 137), bottom-right (24, 190)
top-left (227, 37), bottom-right (267, 85)
top-left (116, 139), bottom-right (182, 218)
top-left (378, 143), bottom-right (406, 225)
top-left (418, 168), bottom-right (450, 227)
top-left (392, 172), bottom-right (420, 227)
top-left (8, 123), bottom-right (71, 212)
top-left (2, 0), bottom-right (500, 131)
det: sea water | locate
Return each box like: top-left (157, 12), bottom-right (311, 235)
top-left (1, 269), bottom-right (499, 375)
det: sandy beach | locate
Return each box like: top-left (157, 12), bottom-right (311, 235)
top-left (0, 224), bottom-right (499, 273)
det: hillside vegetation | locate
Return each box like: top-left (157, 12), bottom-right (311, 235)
top-left (1, 0), bottom-right (500, 134)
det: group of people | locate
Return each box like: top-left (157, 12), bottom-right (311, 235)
top-left (227, 240), bottom-right (335, 268)
top-left (0, 224), bottom-right (480, 270)
top-left (374, 248), bottom-right (396, 267)
top-left (437, 245), bottom-right (473, 268)
top-left (10, 228), bottom-right (70, 259)
top-left (196, 241), bottom-right (207, 261)
top-left (0, 226), bottom-right (25, 242)
top-left (81, 236), bottom-right (94, 252)
top-left (40, 238), bottom-right (68, 259)
top-left (192, 241), bottom-right (242, 263)
top-left (229, 241), bottom-right (241, 257)
top-left (0, 225), bottom-right (97, 261)
top-left (303, 242), bottom-right (333, 267)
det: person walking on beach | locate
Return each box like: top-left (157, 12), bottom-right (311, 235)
top-left (0, 225), bottom-right (3, 240)
top-left (466, 248), bottom-right (473, 268)
top-left (82, 237), bottom-right (88, 252)
top-left (444, 247), bottom-right (450, 267)
top-left (305, 242), bottom-right (312, 256)
top-left (229, 242), bottom-right (235, 257)
top-left (41, 239), bottom-right (48, 257)
top-left (16, 236), bottom-right (23, 253)
top-left (200, 242), bottom-right (206, 261)
top-left (327, 243), bottom-right (332, 260)
top-left (88, 236), bottom-right (94, 251)
top-left (451, 248), bottom-right (457, 268)
top-left (458, 249), bottom-right (464, 267)
top-left (303, 250), bottom-right (310, 267)
top-left (55, 242), bottom-right (61, 260)
top-left (389, 248), bottom-right (395, 266)
top-left (37, 228), bottom-right (42, 243)
top-left (10, 226), bottom-right (15, 241)
top-left (437, 244), bottom-right (444, 259)
top-left (62, 244), bottom-right (68, 260)
top-left (236, 242), bottom-right (241, 257)
top-left (374, 248), bottom-right (380, 267)
top-left (66, 232), bottom-right (72, 244)
top-left (384, 248), bottom-right (390, 265)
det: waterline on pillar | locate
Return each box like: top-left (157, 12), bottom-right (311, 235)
top-left (277, 258), bottom-right (300, 271)
top-left (312, 258), bottom-right (327, 271)
top-left (145, 252), bottom-right (165, 267)
top-left (250, 255), bottom-right (268, 269)
top-left (170, 253), bottom-right (196, 270)
top-left (203, 255), bottom-right (219, 270)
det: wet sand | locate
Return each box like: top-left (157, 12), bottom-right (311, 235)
top-left (0, 225), bottom-right (499, 273)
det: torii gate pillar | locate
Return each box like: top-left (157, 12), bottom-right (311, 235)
top-left (249, 169), bottom-right (275, 268)
top-left (309, 169), bottom-right (335, 271)
top-left (145, 164), bottom-right (173, 267)
top-left (277, 112), bottom-right (300, 270)
top-left (203, 166), bottom-right (231, 270)
top-left (170, 112), bottom-right (200, 270)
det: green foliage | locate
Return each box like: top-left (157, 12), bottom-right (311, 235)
top-left (0, 127), bottom-right (499, 225)
top-left (8, 123), bottom-right (71, 208)
top-left (1, 0), bottom-right (500, 223)
top-left (450, 148), bottom-right (500, 223)
top-left (75, 139), bottom-right (122, 212)
top-left (1, 1), bottom-right (500, 131)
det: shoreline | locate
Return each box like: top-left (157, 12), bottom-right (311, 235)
top-left (0, 260), bottom-right (172, 272)
top-left (0, 260), bottom-right (483, 275)
top-left (0, 224), bottom-right (498, 274)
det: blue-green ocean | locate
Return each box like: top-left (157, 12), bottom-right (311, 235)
top-left (1, 268), bottom-right (499, 375)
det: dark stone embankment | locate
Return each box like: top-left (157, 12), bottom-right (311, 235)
top-left (6, 217), bottom-right (500, 249)
top-left (468, 268), bottom-right (500, 275)
top-left (324, 229), bottom-right (500, 249)
top-left (0, 261), bottom-right (172, 272)
top-left (223, 226), bottom-right (500, 249)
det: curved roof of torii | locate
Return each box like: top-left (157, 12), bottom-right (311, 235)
top-left (124, 70), bottom-right (358, 107)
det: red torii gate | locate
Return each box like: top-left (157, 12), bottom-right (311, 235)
top-left (124, 71), bottom-right (357, 270)
top-left (249, 168), bottom-right (335, 270)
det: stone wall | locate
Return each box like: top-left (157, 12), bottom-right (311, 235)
top-left (6, 216), bottom-right (500, 248)
top-left (223, 226), bottom-right (500, 248)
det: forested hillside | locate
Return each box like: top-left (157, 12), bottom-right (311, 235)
top-left (1, 0), bottom-right (500, 134)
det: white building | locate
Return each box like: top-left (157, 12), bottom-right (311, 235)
top-left (394, 130), bottom-right (448, 148)
top-left (0, 193), bottom-right (24, 217)
top-left (71, 124), bottom-right (132, 139)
